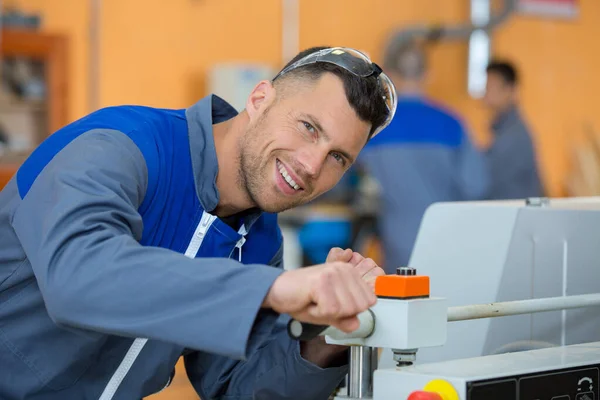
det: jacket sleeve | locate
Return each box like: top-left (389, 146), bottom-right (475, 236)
top-left (10, 129), bottom-right (283, 360)
top-left (184, 313), bottom-right (348, 400)
top-left (183, 243), bottom-right (348, 400)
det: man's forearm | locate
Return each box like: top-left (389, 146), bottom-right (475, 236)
top-left (300, 336), bottom-right (349, 368)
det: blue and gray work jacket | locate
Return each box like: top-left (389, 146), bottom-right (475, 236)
top-left (0, 95), bottom-right (347, 399)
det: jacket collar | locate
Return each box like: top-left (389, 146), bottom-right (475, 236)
top-left (185, 94), bottom-right (264, 229)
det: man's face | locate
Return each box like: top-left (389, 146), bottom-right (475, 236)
top-left (483, 72), bottom-right (516, 113)
top-left (238, 73), bottom-right (371, 213)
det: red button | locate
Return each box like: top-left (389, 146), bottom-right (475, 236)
top-left (407, 391), bottom-right (443, 400)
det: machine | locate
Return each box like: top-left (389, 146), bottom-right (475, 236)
top-left (375, 342), bottom-right (600, 400)
top-left (407, 196), bottom-right (600, 364)
top-left (288, 197), bottom-right (600, 400)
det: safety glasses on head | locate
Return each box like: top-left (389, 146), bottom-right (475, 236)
top-left (273, 47), bottom-right (397, 138)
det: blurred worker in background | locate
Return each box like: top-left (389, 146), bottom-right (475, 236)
top-left (483, 60), bottom-right (545, 199)
top-left (358, 41), bottom-right (489, 272)
top-left (0, 46), bottom-right (391, 400)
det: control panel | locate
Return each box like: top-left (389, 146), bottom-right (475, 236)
top-left (468, 365), bottom-right (598, 400)
top-left (374, 342), bottom-right (600, 400)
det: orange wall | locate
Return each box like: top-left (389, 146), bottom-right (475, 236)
top-left (10, 0), bottom-right (600, 196)
top-left (99, 0), bottom-right (282, 108)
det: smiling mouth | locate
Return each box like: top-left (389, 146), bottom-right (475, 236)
top-left (276, 159), bottom-right (303, 191)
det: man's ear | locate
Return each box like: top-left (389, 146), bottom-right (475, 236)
top-left (246, 80), bottom-right (276, 122)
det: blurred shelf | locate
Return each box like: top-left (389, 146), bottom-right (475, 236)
top-left (0, 28), bottom-right (68, 146)
top-left (0, 98), bottom-right (46, 112)
top-left (0, 150), bottom-right (30, 163)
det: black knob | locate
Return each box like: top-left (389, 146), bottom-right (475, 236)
top-left (397, 267), bottom-right (416, 276)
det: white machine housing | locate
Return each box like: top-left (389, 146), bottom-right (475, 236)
top-left (375, 197), bottom-right (600, 367)
top-left (374, 341), bottom-right (600, 400)
top-left (325, 297), bottom-right (447, 349)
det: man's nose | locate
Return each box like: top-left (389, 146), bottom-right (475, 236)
top-left (296, 147), bottom-right (327, 178)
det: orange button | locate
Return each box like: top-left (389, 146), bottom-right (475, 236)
top-left (374, 275), bottom-right (430, 298)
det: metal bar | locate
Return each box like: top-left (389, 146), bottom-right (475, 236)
top-left (287, 310), bottom-right (374, 342)
top-left (306, 294), bottom-right (600, 342)
top-left (348, 346), bottom-right (375, 398)
top-left (448, 293), bottom-right (600, 322)
top-left (321, 310), bottom-right (375, 340)
top-left (385, 0), bottom-right (516, 48)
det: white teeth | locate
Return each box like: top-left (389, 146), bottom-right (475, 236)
top-left (277, 161), bottom-right (300, 191)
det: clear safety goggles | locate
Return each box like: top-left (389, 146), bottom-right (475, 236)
top-left (273, 47), bottom-right (397, 138)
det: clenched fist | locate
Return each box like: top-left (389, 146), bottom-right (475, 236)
top-left (262, 262), bottom-right (377, 333)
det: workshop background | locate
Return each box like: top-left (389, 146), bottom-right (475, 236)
top-left (0, 0), bottom-right (598, 398)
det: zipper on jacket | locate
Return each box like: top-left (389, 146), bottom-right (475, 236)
top-left (234, 224), bottom-right (247, 262)
top-left (185, 211), bottom-right (217, 258)
top-left (99, 210), bottom-right (217, 399)
top-left (98, 338), bottom-right (148, 400)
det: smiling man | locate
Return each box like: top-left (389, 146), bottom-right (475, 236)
top-left (0, 47), bottom-right (394, 400)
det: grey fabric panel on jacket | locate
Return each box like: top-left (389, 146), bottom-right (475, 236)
top-left (10, 129), bottom-right (282, 359)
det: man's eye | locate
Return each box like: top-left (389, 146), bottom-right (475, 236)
top-left (330, 152), bottom-right (345, 166)
top-left (302, 121), bottom-right (316, 133)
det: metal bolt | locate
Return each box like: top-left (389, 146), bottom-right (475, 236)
top-left (525, 197), bottom-right (549, 207)
top-left (393, 349), bottom-right (418, 367)
top-left (397, 267), bottom-right (416, 276)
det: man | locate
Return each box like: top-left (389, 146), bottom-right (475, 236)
top-left (358, 42), bottom-right (488, 271)
top-left (484, 60), bottom-right (544, 200)
top-left (0, 47), bottom-right (394, 399)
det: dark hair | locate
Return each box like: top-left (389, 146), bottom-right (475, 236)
top-left (486, 60), bottom-right (518, 86)
top-left (273, 46), bottom-right (390, 138)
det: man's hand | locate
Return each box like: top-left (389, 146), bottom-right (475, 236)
top-left (326, 247), bottom-right (385, 289)
top-left (262, 249), bottom-right (385, 368)
top-left (291, 247), bottom-right (386, 368)
top-left (262, 262), bottom-right (376, 333)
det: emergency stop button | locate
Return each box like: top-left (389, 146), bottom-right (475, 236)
top-left (407, 391), bottom-right (443, 400)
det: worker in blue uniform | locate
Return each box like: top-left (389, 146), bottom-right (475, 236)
top-left (0, 47), bottom-right (394, 399)
top-left (358, 42), bottom-right (489, 272)
top-left (483, 60), bottom-right (545, 200)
